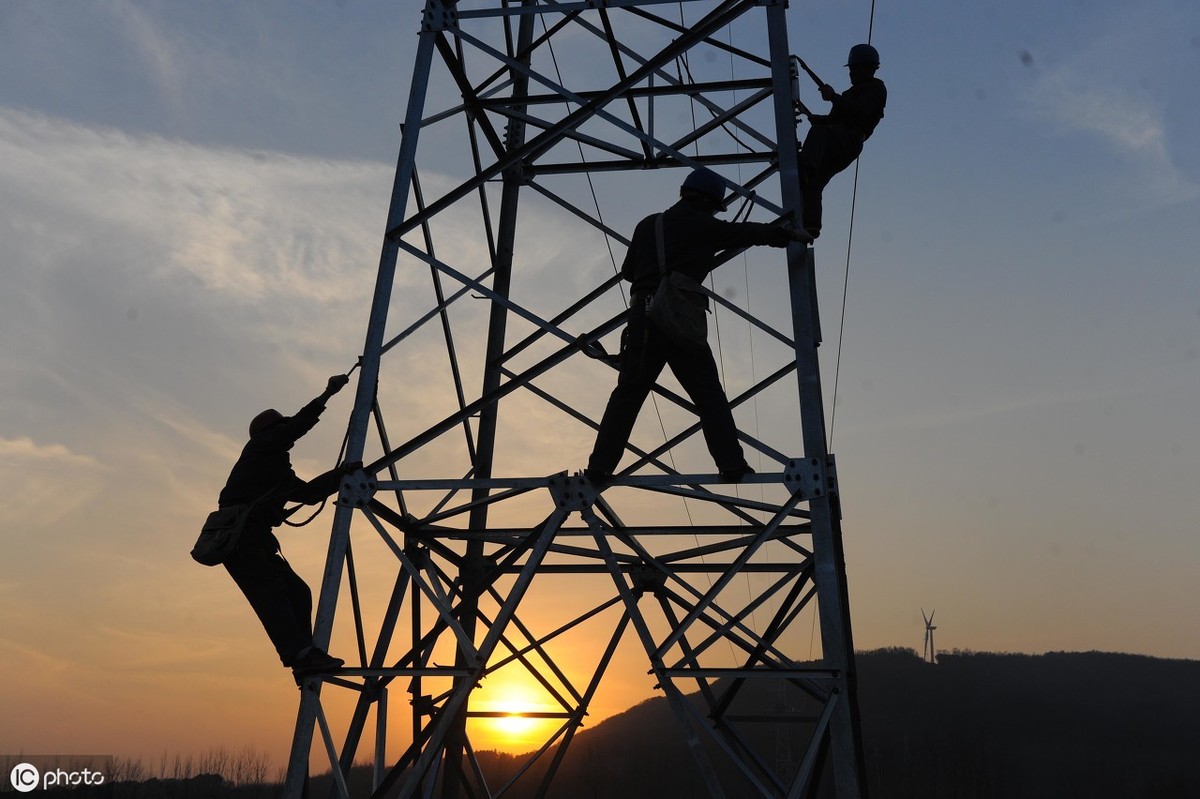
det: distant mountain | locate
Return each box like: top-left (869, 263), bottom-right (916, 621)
top-left (492, 649), bottom-right (1200, 798)
top-left (312, 649), bottom-right (1200, 798)
top-left (855, 648), bottom-right (1200, 798)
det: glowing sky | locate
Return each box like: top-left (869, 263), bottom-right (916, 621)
top-left (2, 0), bottom-right (1198, 770)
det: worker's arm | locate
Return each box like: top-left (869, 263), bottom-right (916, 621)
top-left (826, 81), bottom-right (887, 131)
top-left (288, 461), bottom-right (361, 505)
top-left (257, 375), bottom-right (350, 448)
top-left (712, 219), bottom-right (805, 250)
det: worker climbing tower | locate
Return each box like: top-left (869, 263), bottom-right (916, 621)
top-left (285, 2), bottom-right (869, 797)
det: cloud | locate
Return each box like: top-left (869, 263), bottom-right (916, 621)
top-left (0, 104), bottom-right (643, 545)
top-left (0, 105), bottom-right (392, 300)
top-left (0, 107), bottom-right (406, 574)
top-left (0, 435), bottom-right (107, 528)
top-left (0, 106), bottom-right (392, 423)
top-left (0, 435), bottom-right (100, 467)
top-left (1024, 6), bottom-right (1199, 208)
top-left (108, 0), bottom-right (188, 117)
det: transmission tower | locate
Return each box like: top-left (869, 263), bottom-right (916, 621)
top-left (284, 2), bottom-right (869, 797)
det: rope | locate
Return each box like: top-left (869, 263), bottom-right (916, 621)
top-left (828, 0), bottom-right (878, 447)
top-left (828, 162), bottom-right (860, 448)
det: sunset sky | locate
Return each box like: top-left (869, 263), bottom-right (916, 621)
top-left (2, 0), bottom-right (1199, 774)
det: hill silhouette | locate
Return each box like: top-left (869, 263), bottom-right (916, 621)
top-left (301, 649), bottom-right (1200, 797)
top-left (324, 648), bottom-right (1198, 798)
top-left (854, 648), bottom-right (1200, 798)
top-left (90, 650), bottom-right (1198, 796)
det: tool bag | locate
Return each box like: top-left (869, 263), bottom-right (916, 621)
top-left (190, 479), bottom-right (285, 566)
top-left (190, 505), bottom-right (255, 566)
top-left (646, 214), bottom-right (708, 347)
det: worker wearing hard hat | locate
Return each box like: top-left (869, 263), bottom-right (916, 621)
top-left (585, 168), bottom-right (810, 487)
top-left (798, 43), bottom-right (887, 239)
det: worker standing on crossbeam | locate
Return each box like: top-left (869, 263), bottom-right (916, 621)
top-left (797, 43), bottom-right (887, 239)
top-left (585, 169), bottom-right (810, 487)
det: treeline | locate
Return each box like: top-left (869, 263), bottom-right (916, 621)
top-left (33, 747), bottom-right (284, 799)
top-left (109, 746), bottom-right (277, 788)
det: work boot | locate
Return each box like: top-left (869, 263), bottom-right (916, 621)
top-left (292, 648), bottom-right (344, 680)
top-left (719, 463), bottom-right (755, 483)
top-left (583, 468), bottom-right (612, 488)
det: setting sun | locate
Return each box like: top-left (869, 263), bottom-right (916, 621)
top-left (492, 708), bottom-right (538, 738)
top-left (469, 676), bottom-right (563, 752)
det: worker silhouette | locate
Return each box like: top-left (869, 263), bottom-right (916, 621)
top-left (586, 168), bottom-right (809, 486)
top-left (219, 374), bottom-right (354, 681)
top-left (798, 43), bottom-right (887, 239)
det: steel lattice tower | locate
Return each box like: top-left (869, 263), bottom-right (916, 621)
top-left (284, 2), bottom-right (868, 796)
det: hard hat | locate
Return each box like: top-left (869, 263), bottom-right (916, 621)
top-left (249, 409), bottom-right (284, 437)
top-left (680, 168), bottom-right (726, 204)
top-left (846, 43), bottom-right (880, 67)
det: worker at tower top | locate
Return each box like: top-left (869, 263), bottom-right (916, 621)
top-left (798, 43), bottom-right (887, 239)
top-left (218, 374), bottom-right (356, 681)
top-left (585, 168), bottom-right (811, 486)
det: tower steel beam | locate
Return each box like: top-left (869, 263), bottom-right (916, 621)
top-left (285, 2), bottom-right (869, 797)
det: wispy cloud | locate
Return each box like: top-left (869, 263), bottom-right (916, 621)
top-left (0, 107), bottom-right (394, 303)
top-left (0, 106), bottom-right (394, 420)
top-left (0, 435), bottom-right (107, 528)
top-left (1024, 6), bottom-right (1199, 208)
top-left (0, 435), bottom-right (101, 467)
top-left (0, 104), bottom-right (615, 535)
top-left (0, 106), bottom-right (401, 557)
top-left (108, 0), bottom-right (188, 117)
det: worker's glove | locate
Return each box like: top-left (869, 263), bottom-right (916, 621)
top-left (340, 460), bottom-right (364, 475)
top-left (770, 226), bottom-right (813, 246)
top-left (819, 83), bottom-right (837, 102)
top-left (789, 227), bottom-right (815, 244)
top-left (326, 374), bottom-right (350, 394)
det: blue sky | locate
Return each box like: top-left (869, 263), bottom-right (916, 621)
top-left (1, 0), bottom-right (1198, 766)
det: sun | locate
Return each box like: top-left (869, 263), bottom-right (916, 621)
top-left (492, 706), bottom-right (539, 737)
top-left (470, 676), bottom-right (559, 751)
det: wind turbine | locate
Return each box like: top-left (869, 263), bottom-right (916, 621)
top-left (922, 609), bottom-right (937, 664)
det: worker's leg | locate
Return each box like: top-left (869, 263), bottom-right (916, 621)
top-left (282, 554), bottom-right (314, 644)
top-left (798, 126), bottom-right (830, 234)
top-left (225, 543), bottom-right (314, 667)
top-left (666, 342), bottom-right (746, 472)
top-left (799, 126), bottom-right (863, 236)
top-left (588, 300), bottom-right (666, 477)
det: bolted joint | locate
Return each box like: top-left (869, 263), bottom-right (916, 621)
top-left (405, 543), bottom-right (430, 569)
top-left (338, 468), bottom-right (378, 509)
top-left (783, 455), bottom-right (838, 503)
top-left (460, 553), bottom-right (491, 595)
top-left (412, 694), bottom-right (436, 717)
top-left (630, 564), bottom-right (667, 598)
top-left (421, 0), bottom-right (457, 33)
top-left (548, 471), bottom-right (594, 511)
